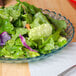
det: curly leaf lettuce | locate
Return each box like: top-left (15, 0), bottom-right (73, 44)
top-left (1, 45), bottom-right (24, 58)
top-left (0, 3), bottom-right (22, 21)
top-left (39, 29), bottom-right (61, 49)
top-left (22, 14), bottom-right (33, 24)
top-left (43, 38), bottom-right (54, 50)
top-left (0, 8), bottom-right (12, 20)
top-left (4, 3), bottom-right (22, 21)
top-left (39, 38), bottom-right (54, 54)
top-left (0, 17), bottom-right (14, 34)
top-left (31, 12), bottom-right (51, 28)
top-left (7, 28), bottom-right (28, 46)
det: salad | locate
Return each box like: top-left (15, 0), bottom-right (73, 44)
top-left (0, 0), bottom-right (67, 59)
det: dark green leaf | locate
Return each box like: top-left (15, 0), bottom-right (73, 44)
top-left (22, 14), bottom-right (33, 24)
top-left (47, 16), bottom-right (67, 29)
top-left (13, 19), bottom-right (22, 27)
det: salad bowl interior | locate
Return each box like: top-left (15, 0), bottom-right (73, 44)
top-left (0, 9), bottom-right (74, 63)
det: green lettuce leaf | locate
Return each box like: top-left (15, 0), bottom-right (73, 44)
top-left (22, 14), bottom-right (33, 24)
top-left (23, 48), bottom-right (40, 58)
top-left (22, 21), bottom-right (27, 27)
top-left (57, 36), bottom-right (67, 47)
top-left (39, 29), bottom-right (61, 49)
top-left (0, 17), bottom-right (14, 34)
top-left (15, 38), bottom-right (23, 46)
top-left (30, 17), bottom-right (40, 28)
top-left (16, 0), bottom-right (41, 15)
top-left (13, 18), bottom-right (22, 27)
top-left (0, 8), bottom-right (12, 20)
top-left (0, 47), bottom-right (2, 56)
top-left (31, 12), bottom-right (51, 28)
top-left (15, 37), bottom-right (37, 48)
top-left (34, 12), bottom-right (50, 24)
top-left (29, 24), bottom-right (52, 40)
top-left (4, 3), bottom-right (22, 21)
top-left (43, 38), bottom-right (54, 50)
top-left (1, 45), bottom-right (24, 59)
top-left (7, 28), bottom-right (28, 46)
top-left (39, 38), bottom-right (54, 54)
top-left (39, 49), bottom-right (52, 54)
top-left (0, 3), bottom-right (22, 21)
top-left (46, 15), bottom-right (67, 29)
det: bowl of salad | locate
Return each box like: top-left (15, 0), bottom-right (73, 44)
top-left (0, 0), bottom-right (74, 63)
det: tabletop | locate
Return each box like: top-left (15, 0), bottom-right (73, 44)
top-left (0, 0), bottom-right (76, 76)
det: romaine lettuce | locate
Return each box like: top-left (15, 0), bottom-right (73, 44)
top-left (57, 36), bottom-right (67, 47)
top-left (29, 24), bottom-right (52, 40)
top-left (0, 17), bottom-right (14, 34)
top-left (1, 45), bottom-right (24, 58)
top-left (4, 3), bottom-right (22, 21)
top-left (22, 14), bottom-right (33, 24)
top-left (7, 28), bottom-right (28, 46)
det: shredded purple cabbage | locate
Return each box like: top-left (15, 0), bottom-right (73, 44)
top-left (0, 32), bottom-right (11, 46)
top-left (19, 35), bottom-right (38, 52)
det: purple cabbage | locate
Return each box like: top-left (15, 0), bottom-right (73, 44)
top-left (0, 32), bottom-right (11, 46)
top-left (19, 35), bottom-right (38, 52)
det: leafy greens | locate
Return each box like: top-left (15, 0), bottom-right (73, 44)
top-left (0, 0), bottom-right (68, 59)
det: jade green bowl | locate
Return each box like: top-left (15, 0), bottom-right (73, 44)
top-left (0, 9), bottom-right (74, 63)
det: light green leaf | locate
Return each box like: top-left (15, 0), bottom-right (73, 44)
top-left (24, 48), bottom-right (40, 58)
top-left (0, 17), bottom-right (14, 34)
top-left (43, 38), bottom-right (54, 50)
top-left (29, 24), bottom-right (52, 40)
top-left (7, 28), bottom-right (28, 46)
top-left (57, 36), bottom-right (67, 47)
top-left (1, 45), bottom-right (24, 59)
top-left (4, 3), bottom-right (22, 21)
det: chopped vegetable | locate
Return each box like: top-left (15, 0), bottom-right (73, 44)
top-left (19, 35), bottom-right (38, 52)
top-left (22, 14), bottom-right (33, 24)
top-left (0, 32), bottom-right (11, 46)
top-left (0, 0), bottom-right (68, 59)
top-left (57, 36), bottom-right (67, 47)
top-left (25, 24), bottom-right (31, 30)
top-left (39, 38), bottom-right (54, 54)
top-left (0, 17), bottom-right (14, 34)
top-left (42, 38), bottom-right (54, 51)
top-left (31, 12), bottom-right (51, 28)
top-left (7, 28), bottom-right (28, 46)
top-left (0, 8), bottom-right (11, 20)
top-left (13, 18), bottom-right (22, 27)
top-left (0, 45), bottom-right (24, 58)
top-left (29, 24), bottom-right (52, 40)
top-left (46, 15), bottom-right (67, 29)
top-left (24, 49), bottom-right (40, 58)
top-left (4, 3), bottom-right (22, 21)
top-left (39, 29), bottom-right (61, 49)
top-left (16, 0), bottom-right (41, 15)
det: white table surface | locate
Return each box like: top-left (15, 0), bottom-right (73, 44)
top-left (29, 42), bottom-right (76, 76)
